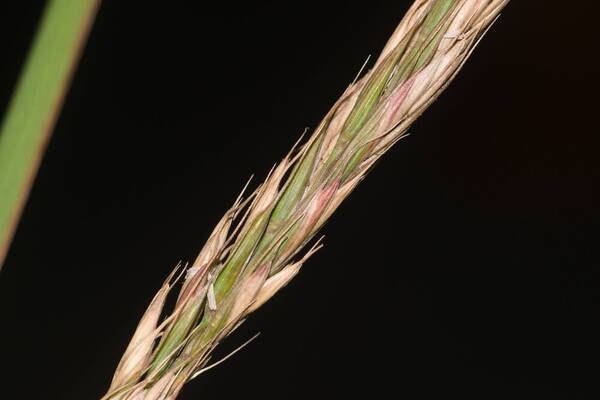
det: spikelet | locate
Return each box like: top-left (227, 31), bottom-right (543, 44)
top-left (101, 1), bottom-right (510, 398)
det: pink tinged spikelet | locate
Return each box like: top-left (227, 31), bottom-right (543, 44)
top-left (279, 180), bottom-right (339, 260)
top-left (306, 181), bottom-right (339, 229)
top-left (379, 76), bottom-right (416, 134)
top-left (227, 261), bottom-right (272, 324)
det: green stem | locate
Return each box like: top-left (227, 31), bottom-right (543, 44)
top-left (0, 0), bottom-right (101, 269)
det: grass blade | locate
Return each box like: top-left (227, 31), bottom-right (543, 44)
top-left (0, 0), bottom-right (101, 269)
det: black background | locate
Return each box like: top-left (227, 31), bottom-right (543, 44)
top-left (1, 1), bottom-right (599, 399)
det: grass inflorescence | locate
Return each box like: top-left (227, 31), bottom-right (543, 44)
top-left (102, 1), bottom-right (509, 398)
